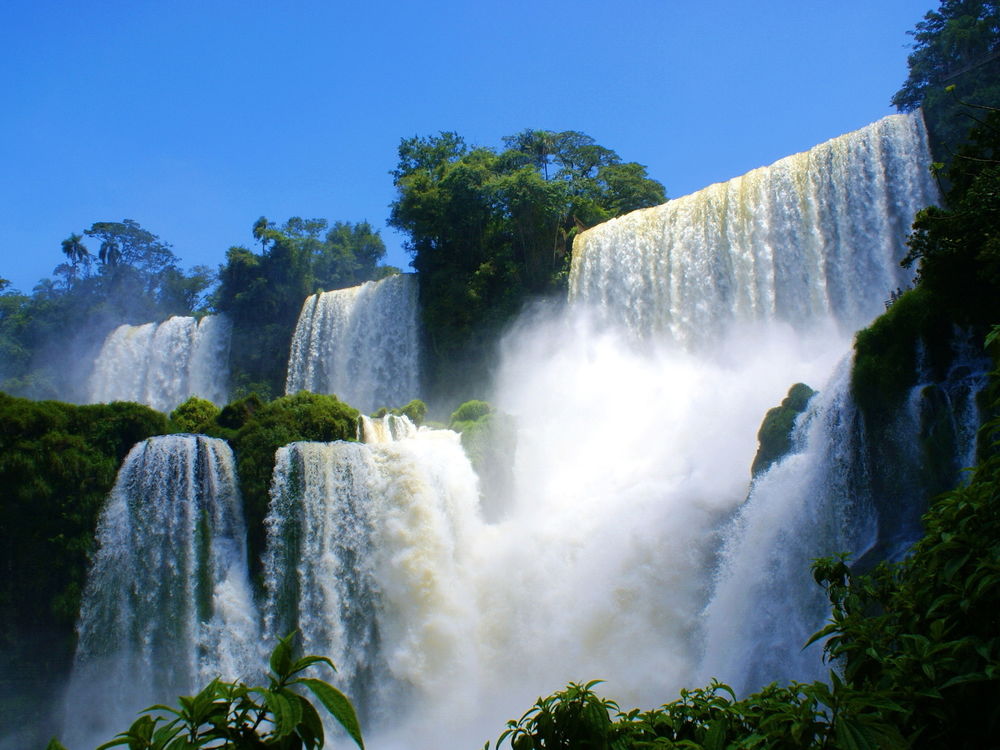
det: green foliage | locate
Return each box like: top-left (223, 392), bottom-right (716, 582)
top-left (751, 383), bottom-right (816, 477)
top-left (892, 1), bottom-right (1000, 153)
top-left (389, 129), bottom-right (665, 399)
top-left (450, 399), bottom-right (493, 425)
top-left (212, 218), bottom-right (393, 396)
top-left (170, 397), bottom-right (222, 434)
top-left (86, 634), bottom-right (363, 750)
top-left (492, 677), bottom-right (905, 750)
top-left (902, 107), bottom-right (1000, 323)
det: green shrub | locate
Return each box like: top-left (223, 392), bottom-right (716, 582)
top-left (169, 396), bottom-right (221, 434)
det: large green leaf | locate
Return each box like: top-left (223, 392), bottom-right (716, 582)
top-left (297, 678), bottom-right (364, 749)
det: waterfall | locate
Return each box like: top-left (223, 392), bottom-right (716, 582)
top-left (570, 112), bottom-right (938, 345)
top-left (87, 315), bottom-right (231, 413)
top-left (285, 274), bottom-right (421, 412)
top-left (261, 426), bottom-right (484, 737)
top-left (63, 435), bottom-right (259, 747)
top-left (57, 112), bottom-right (961, 748)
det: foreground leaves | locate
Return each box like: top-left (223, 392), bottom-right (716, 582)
top-left (89, 633), bottom-right (363, 750)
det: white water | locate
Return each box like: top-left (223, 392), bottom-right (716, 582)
top-left (570, 113), bottom-right (937, 345)
top-left (285, 274), bottom-right (421, 412)
top-left (87, 315), bottom-right (231, 413)
top-left (63, 435), bottom-right (259, 747)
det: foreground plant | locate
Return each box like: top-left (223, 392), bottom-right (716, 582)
top-left (57, 633), bottom-right (363, 750)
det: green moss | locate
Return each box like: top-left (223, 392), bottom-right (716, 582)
top-left (372, 398), bottom-right (428, 426)
top-left (751, 383), bottom-right (816, 477)
top-left (851, 287), bottom-right (953, 422)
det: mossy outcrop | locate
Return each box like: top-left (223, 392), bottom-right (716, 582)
top-left (751, 383), bottom-right (816, 477)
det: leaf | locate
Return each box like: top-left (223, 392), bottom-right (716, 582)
top-left (265, 688), bottom-right (303, 739)
top-left (297, 677), bottom-right (364, 749)
top-left (270, 632), bottom-right (295, 678)
top-left (297, 693), bottom-right (326, 749)
top-left (45, 741), bottom-right (69, 750)
top-left (288, 654), bottom-right (335, 678)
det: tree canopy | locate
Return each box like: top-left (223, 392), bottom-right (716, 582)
top-left (892, 1), bottom-right (1000, 151)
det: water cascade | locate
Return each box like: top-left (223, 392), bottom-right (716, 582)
top-left (64, 434), bottom-right (259, 747)
top-left (570, 113), bottom-right (938, 345)
top-left (60, 113), bottom-right (959, 748)
top-left (262, 420), bottom-right (485, 738)
top-left (87, 315), bottom-right (231, 413)
top-left (285, 274), bottom-right (421, 412)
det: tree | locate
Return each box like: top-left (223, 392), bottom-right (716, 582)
top-left (892, 1), bottom-right (1000, 151)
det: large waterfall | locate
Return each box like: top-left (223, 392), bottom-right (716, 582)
top-left (285, 274), bottom-right (421, 412)
top-left (570, 113), bottom-right (937, 345)
top-left (87, 315), bottom-right (231, 413)
top-left (63, 112), bottom-right (967, 749)
top-left (63, 435), bottom-right (259, 747)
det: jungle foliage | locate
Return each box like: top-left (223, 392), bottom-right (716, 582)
top-left (852, 104), bottom-right (1000, 417)
top-left (389, 129), bottom-right (665, 399)
top-left (892, 0), bottom-right (1000, 153)
top-left (0, 394), bottom-right (170, 735)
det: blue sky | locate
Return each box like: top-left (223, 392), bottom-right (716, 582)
top-left (1, 0), bottom-right (930, 294)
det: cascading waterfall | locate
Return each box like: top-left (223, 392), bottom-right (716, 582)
top-left (570, 113), bottom-right (937, 345)
top-left (60, 112), bottom-right (962, 748)
top-left (261, 420), bottom-right (485, 739)
top-left (63, 434), bottom-right (259, 748)
top-left (87, 314), bottom-right (231, 413)
top-left (285, 274), bottom-right (420, 412)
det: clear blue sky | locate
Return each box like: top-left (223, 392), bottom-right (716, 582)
top-left (1, 0), bottom-right (931, 294)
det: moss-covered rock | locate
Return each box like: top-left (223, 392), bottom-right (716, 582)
top-left (751, 383), bottom-right (816, 477)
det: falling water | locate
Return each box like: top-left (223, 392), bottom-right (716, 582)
top-left (63, 435), bottom-right (259, 747)
top-left (570, 113), bottom-right (937, 345)
top-left (261, 425), bottom-right (484, 739)
top-left (285, 274), bottom-right (421, 412)
top-left (87, 315), bottom-right (231, 413)
top-left (60, 113), bottom-right (958, 748)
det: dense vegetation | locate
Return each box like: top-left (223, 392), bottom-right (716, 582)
top-left (388, 129), bottom-right (665, 400)
top-left (892, 0), bottom-right (1000, 154)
